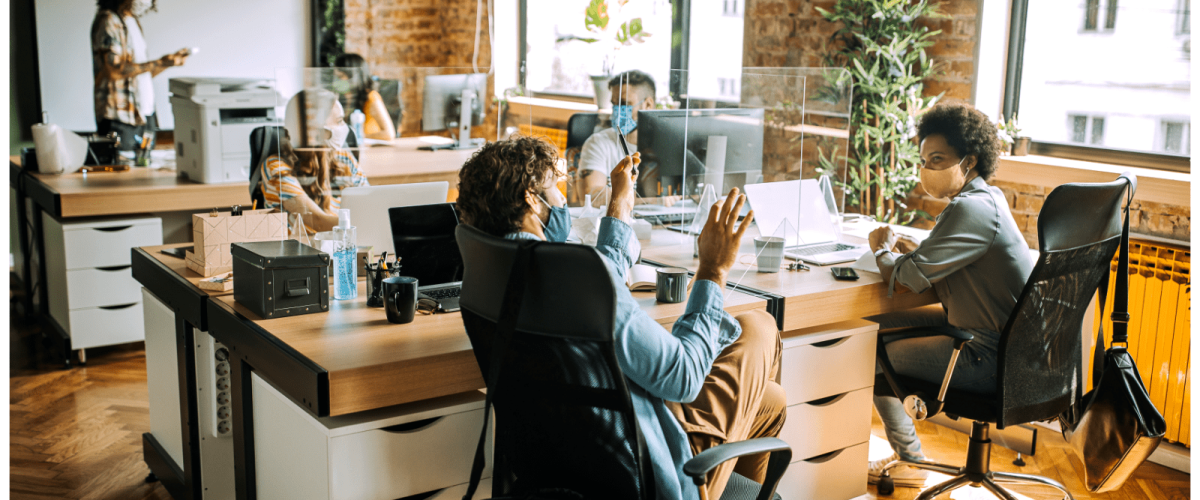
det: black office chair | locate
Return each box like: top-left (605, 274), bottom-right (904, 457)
top-left (455, 224), bottom-right (792, 500)
top-left (874, 173), bottom-right (1137, 500)
top-left (248, 125), bottom-right (286, 209)
top-left (566, 112), bottom-right (600, 150)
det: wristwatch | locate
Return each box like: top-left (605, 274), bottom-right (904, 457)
top-left (874, 247), bottom-right (891, 258)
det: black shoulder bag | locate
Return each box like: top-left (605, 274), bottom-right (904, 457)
top-left (1059, 183), bottom-right (1166, 493)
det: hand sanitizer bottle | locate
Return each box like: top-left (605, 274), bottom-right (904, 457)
top-left (349, 110), bottom-right (366, 145)
top-left (332, 209), bottom-right (358, 300)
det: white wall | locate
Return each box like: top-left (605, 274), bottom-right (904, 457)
top-left (34, 0), bottom-right (310, 132)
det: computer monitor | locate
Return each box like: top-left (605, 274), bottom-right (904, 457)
top-left (637, 108), bottom-right (765, 197)
top-left (420, 73), bottom-right (487, 151)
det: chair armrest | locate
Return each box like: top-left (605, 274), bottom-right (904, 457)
top-left (876, 327), bottom-right (975, 420)
top-left (683, 437), bottom-right (792, 500)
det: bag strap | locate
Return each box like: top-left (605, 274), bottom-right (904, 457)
top-left (1110, 184), bottom-right (1133, 346)
top-left (464, 241), bottom-right (538, 500)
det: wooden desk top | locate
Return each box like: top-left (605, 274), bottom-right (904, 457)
top-left (640, 228), bottom-right (939, 332)
top-left (140, 243), bottom-right (233, 298)
top-left (15, 138), bottom-right (469, 218)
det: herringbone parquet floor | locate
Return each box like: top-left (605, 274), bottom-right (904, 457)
top-left (7, 299), bottom-right (1191, 500)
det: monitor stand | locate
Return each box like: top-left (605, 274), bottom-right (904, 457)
top-left (420, 89), bottom-right (486, 151)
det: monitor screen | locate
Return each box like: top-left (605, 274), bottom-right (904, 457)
top-left (388, 203), bottom-right (463, 287)
top-left (637, 108), bottom-right (765, 197)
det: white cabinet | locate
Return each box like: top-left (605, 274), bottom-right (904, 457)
top-left (44, 214), bottom-right (162, 352)
top-left (252, 373), bottom-right (493, 500)
top-left (777, 319), bottom-right (878, 500)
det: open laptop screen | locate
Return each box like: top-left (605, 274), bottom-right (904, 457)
top-left (388, 203), bottom-right (463, 287)
top-left (743, 179), bottom-right (838, 247)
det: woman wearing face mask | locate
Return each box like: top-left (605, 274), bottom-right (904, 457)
top-left (863, 103), bottom-right (1032, 489)
top-left (92, 0), bottom-right (189, 152)
top-left (259, 89), bottom-right (369, 233)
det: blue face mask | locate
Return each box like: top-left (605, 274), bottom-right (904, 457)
top-left (536, 195), bottom-right (572, 243)
top-left (612, 104), bottom-right (637, 136)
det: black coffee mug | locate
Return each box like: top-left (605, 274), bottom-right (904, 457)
top-left (383, 276), bottom-right (419, 324)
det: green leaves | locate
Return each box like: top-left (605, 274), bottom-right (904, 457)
top-left (616, 17), bottom-right (651, 45)
top-left (584, 0), bottom-right (610, 33)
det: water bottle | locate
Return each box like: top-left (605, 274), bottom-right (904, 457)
top-left (349, 110), bottom-right (366, 144)
top-left (332, 209), bottom-right (358, 300)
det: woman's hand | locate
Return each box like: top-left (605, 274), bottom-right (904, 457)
top-left (606, 152), bottom-right (640, 223)
top-left (869, 226), bottom-right (897, 253)
top-left (695, 188), bottom-right (754, 289)
top-left (893, 234), bottom-right (921, 254)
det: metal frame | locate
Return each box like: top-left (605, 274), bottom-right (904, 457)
top-left (640, 258), bottom-right (785, 331)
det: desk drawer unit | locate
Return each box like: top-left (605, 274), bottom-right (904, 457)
top-left (44, 214), bottom-right (162, 351)
top-left (253, 373), bottom-right (492, 500)
top-left (777, 319), bottom-right (877, 500)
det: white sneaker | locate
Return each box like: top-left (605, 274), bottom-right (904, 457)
top-left (868, 453), bottom-right (930, 488)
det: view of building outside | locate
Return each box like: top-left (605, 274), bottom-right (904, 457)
top-left (1018, 0), bottom-right (1191, 155)
top-left (686, 0), bottom-right (746, 102)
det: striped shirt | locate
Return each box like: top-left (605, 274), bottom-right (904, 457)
top-left (91, 10), bottom-right (144, 125)
top-left (260, 150), bottom-right (369, 232)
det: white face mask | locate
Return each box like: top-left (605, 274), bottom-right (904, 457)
top-left (325, 122), bottom-right (349, 149)
top-left (919, 159), bottom-right (969, 200)
top-left (130, 0), bottom-right (154, 16)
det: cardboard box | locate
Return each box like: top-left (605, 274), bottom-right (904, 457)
top-left (189, 209), bottom-right (286, 277)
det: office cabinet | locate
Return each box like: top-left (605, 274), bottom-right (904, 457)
top-left (44, 214), bottom-right (162, 354)
top-left (777, 319), bottom-right (878, 500)
top-left (253, 373), bottom-right (492, 500)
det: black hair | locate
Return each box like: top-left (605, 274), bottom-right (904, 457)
top-left (96, 0), bottom-right (126, 12)
top-left (608, 70), bottom-right (656, 101)
top-left (916, 102), bottom-right (1003, 180)
top-left (333, 53), bottom-right (376, 117)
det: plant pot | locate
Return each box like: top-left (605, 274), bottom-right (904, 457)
top-left (590, 75), bottom-right (613, 110)
top-left (1011, 137), bottom-right (1031, 156)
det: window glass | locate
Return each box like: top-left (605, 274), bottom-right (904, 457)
top-left (687, 0), bottom-right (745, 102)
top-left (1017, 1), bottom-right (1190, 156)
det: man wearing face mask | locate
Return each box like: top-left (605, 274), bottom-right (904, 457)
top-left (862, 103), bottom-right (1032, 488)
top-left (457, 136), bottom-right (787, 500)
top-left (92, 0), bottom-right (189, 151)
top-left (576, 70), bottom-right (658, 204)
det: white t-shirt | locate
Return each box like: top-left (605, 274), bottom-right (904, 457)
top-left (123, 16), bottom-right (155, 119)
top-left (579, 128), bottom-right (636, 175)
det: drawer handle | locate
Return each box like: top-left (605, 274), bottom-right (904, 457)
top-left (92, 225), bottom-right (133, 232)
top-left (99, 303), bottom-right (138, 310)
top-left (803, 448), bottom-right (845, 464)
top-left (379, 416), bottom-right (443, 434)
top-left (96, 265), bottom-right (132, 272)
top-left (811, 337), bottom-right (849, 348)
top-left (285, 278), bottom-right (310, 297)
top-left (804, 393), bottom-right (848, 407)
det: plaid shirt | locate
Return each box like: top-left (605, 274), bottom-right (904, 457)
top-left (91, 10), bottom-right (145, 126)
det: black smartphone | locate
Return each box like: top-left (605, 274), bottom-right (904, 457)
top-left (161, 247), bottom-right (188, 259)
top-left (831, 267), bottom-right (859, 281)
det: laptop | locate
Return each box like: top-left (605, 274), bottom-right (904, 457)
top-left (743, 179), bottom-right (865, 266)
top-left (388, 203), bottom-right (463, 312)
top-left (340, 182), bottom-right (449, 256)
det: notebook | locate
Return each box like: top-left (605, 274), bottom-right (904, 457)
top-left (627, 264), bottom-right (658, 291)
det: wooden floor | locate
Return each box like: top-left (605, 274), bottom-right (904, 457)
top-left (7, 295), bottom-right (1190, 500)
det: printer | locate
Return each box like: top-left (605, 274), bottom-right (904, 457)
top-left (170, 77), bottom-right (281, 184)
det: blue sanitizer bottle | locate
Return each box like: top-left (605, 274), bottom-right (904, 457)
top-left (332, 209), bottom-right (358, 300)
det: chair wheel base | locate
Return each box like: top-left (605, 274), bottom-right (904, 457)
top-left (877, 475), bottom-right (895, 495)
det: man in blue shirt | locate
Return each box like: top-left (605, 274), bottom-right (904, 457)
top-left (456, 137), bottom-right (786, 500)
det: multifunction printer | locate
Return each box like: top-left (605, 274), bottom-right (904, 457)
top-left (170, 77), bottom-right (280, 183)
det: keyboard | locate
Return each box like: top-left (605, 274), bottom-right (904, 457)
top-left (785, 242), bottom-right (857, 256)
top-left (421, 287), bottom-right (461, 300)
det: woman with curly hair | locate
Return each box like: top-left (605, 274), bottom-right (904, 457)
top-left (864, 102), bottom-right (1033, 488)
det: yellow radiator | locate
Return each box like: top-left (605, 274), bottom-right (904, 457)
top-left (518, 124), bottom-right (568, 155)
top-left (1093, 241), bottom-right (1191, 446)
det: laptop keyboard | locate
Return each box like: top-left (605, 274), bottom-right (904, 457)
top-left (785, 242), bottom-right (857, 256)
top-left (422, 287), bottom-right (461, 300)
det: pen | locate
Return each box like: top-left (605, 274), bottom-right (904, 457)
top-left (615, 125), bottom-right (637, 176)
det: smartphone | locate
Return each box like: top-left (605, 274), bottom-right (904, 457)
top-left (161, 247), bottom-right (188, 259)
top-left (831, 267), bottom-right (859, 281)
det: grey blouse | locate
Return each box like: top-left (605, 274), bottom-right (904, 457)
top-left (876, 176), bottom-right (1033, 334)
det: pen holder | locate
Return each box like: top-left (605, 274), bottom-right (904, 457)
top-left (365, 263), bottom-right (402, 307)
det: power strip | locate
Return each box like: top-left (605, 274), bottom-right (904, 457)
top-left (209, 339), bottom-right (232, 437)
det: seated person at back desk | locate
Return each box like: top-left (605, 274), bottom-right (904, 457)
top-left (333, 53), bottom-right (398, 140)
top-left (576, 70), bottom-right (660, 205)
top-left (259, 89), bottom-right (369, 233)
top-left (456, 137), bottom-right (785, 500)
top-left (864, 103), bottom-right (1033, 488)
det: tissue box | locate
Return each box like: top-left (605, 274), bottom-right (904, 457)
top-left (188, 209), bottom-right (287, 277)
top-left (232, 241), bottom-right (329, 318)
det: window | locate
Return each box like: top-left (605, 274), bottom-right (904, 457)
top-left (1068, 115), bottom-right (1106, 145)
top-left (1004, 0), bottom-right (1190, 171)
top-left (1178, 0), bottom-right (1190, 35)
top-left (722, 0), bottom-right (740, 17)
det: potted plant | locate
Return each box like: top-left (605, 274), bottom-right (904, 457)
top-left (558, 0), bottom-right (652, 109)
top-left (998, 115), bottom-right (1028, 156)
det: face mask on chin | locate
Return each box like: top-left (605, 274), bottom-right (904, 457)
top-left (534, 195), bottom-right (571, 243)
top-left (919, 159), bottom-right (970, 200)
top-left (130, 0), bottom-right (154, 16)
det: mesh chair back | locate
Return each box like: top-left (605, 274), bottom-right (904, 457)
top-left (248, 125), bottom-right (286, 208)
top-left (456, 224), bottom-right (653, 499)
top-left (567, 113), bottom-right (600, 150)
top-left (995, 174), bottom-right (1136, 427)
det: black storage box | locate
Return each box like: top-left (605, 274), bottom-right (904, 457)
top-left (232, 240), bottom-right (330, 318)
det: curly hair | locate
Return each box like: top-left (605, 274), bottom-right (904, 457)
top-left (916, 102), bottom-right (1003, 180)
top-left (457, 136), bottom-right (560, 237)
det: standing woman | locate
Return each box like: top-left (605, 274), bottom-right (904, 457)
top-left (332, 53), bottom-right (397, 140)
top-left (92, 0), bottom-right (188, 150)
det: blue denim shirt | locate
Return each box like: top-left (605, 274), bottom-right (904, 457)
top-left (507, 217), bottom-right (741, 500)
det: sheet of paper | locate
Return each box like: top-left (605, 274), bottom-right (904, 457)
top-left (849, 249), bottom-right (881, 274)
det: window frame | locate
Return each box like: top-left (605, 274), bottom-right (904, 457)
top-left (1177, 0), bottom-right (1191, 35)
top-left (1003, 0), bottom-right (1190, 172)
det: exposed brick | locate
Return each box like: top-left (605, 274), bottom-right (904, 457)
top-left (926, 39), bottom-right (975, 59)
top-left (1015, 193), bottom-right (1044, 213)
top-left (936, 0), bottom-right (979, 17)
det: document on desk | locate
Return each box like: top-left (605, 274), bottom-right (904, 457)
top-left (848, 250), bottom-right (881, 275)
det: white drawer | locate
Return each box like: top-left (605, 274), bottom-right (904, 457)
top-left (61, 219), bottom-right (162, 270)
top-left (775, 442), bottom-right (868, 500)
top-left (779, 388), bottom-right (873, 461)
top-left (781, 331), bottom-right (876, 405)
top-left (66, 266), bottom-right (141, 309)
top-left (329, 408), bottom-right (491, 500)
top-left (67, 302), bottom-right (145, 350)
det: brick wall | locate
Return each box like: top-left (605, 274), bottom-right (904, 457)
top-left (344, 0), bottom-right (497, 140)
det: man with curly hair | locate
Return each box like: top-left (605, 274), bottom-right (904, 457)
top-left (864, 102), bottom-right (1033, 487)
top-left (457, 137), bottom-right (786, 500)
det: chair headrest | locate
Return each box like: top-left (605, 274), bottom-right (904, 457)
top-left (456, 224), bottom-right (617, 341)
top-left (1038, 173), bottom-right (1137, 252)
